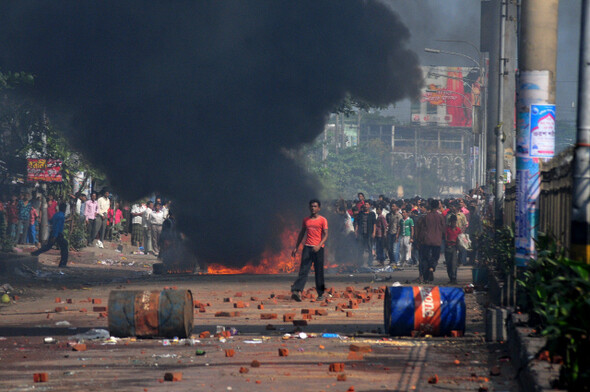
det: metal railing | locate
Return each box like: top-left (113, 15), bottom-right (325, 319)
top-left (504, 147), bottom-right (574, 253)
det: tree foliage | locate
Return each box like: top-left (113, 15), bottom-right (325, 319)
top-left (304, 139), bottom-right (401, 198)
top-left (0, 70), bottom-right (104, 198)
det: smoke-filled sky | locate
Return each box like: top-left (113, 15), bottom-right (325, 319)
top-left (0, 1), bottom-right (422, 265)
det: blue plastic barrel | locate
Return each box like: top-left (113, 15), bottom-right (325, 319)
top-left (384, 286), bottom-right (465, 336)
top-left (108, 289), bottom-right (194, 338)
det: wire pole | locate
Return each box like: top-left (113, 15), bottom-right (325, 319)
top-left (572, 0), bottom-right (590, 263)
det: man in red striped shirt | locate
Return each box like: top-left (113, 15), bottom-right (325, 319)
top-left (291, 199), bottom-right (329, 302)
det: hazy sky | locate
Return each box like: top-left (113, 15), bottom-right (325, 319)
top-left (383, 0), bottom-right (581, 123)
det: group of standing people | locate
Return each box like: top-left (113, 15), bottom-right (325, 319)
top-left (335, 190), bottom-right (485, 284)
top-left (130, 198), bottom-right (171, 256)
top-left (288, 191), bottom-right (486, 302)
top-left (0, 192), bottom-right (59, 246)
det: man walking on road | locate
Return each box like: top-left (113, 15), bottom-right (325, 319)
top-left (31, 202), bottom-right (68, 267)
top-left (291, 199), bottom-right (329, 302)
top-left (418, 199), bottom-right (446, 283)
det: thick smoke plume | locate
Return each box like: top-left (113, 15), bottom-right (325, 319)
top-left (0, 1), bottom-right (421, 266)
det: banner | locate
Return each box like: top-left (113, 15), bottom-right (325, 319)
top-left (27, 159), bottom-right (63, 182)
top-left (411, 66), bottom-right (482, 128)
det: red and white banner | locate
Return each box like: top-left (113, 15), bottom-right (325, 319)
top-left (27, 159), bottom-right (63, 182)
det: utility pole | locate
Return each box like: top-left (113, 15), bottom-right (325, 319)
top-left (572, 0), bottom-right (590, 264)
top-left (515, 0), bottom-right (559, 266)
top-left (481, 0), bottom-right (518, 226)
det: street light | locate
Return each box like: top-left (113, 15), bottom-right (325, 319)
top-left (424, 48), bottom-right (481, 69)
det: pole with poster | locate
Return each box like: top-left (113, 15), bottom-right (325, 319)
top-left (515, 0), bottom-right (559, 267)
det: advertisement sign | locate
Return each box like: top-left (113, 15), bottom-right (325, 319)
top-left (411, 66), bottom-right (482, 128)
top-left (27, 159), bottom-right (63, 182)
top-left (529, 104), bottom-right (555, 158)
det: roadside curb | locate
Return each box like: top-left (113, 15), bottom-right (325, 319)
top-left (507, 313), bottom-right (565, 392)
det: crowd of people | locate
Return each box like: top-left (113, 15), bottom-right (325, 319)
top-left (331, 187), bottom-right (490, 284)
top-left (0, 189), bottom-right (177, 261)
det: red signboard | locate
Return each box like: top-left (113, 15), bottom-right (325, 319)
top-left (27, 159), bottom-right (63, 182)
top-left (411, 66), bottom-right (482, 128)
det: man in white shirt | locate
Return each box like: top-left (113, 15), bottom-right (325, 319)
top-left (130, 201), bottom-right (146, 247)
top-left (148, 202), bottom-right (166, 256)
top-left (95, 190), bottom-right (110, 247)
top-left (142, 200), bottom-right (154, 253)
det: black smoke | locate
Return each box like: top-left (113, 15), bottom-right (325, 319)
top-left (0, 1), bottom-right (422, 266)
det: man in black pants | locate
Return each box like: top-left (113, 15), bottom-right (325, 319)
top-left (354, 200), bottom-right (376, 268)
top-left (31, 202), bottom-right (69, 267)
top-left (291, 199), bottom-right (329, 302)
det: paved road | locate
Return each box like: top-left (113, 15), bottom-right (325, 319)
top-left (0, 250), bottom-right (518, 391)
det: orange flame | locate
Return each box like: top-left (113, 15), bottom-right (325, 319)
top-left (207, 228), bottom-right (300, 274)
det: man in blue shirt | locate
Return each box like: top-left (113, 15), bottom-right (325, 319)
top-left (31, 202), bottom-right (68, 267)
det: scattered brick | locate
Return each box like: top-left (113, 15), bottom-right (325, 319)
top-left (55, 307), bottom-right (65, 312)
top-left (453, 359), bottom-right (461, 365)
top-left (199, 331), bottom-right (211, 339)
top-left (537, 350), bottom-right (550, 361)
top-left (98, 312), bottom-right (107, 318)
top-left (72, 344), bottom-right (87, 352)
top-left (293, 320), bottom-right (308, 326)
top-left (346, 312), bottom-right (354, 318)
top-left (257, 304), bottom-right (264, 310)
top-left (215, 311), bottom-right (240, 317)
top-left (225, 349), bottom-right (235, 357)
top-left (92, 298), bottom-right (102, 304)
top-left (198, 307), bottom-right (206, 313)
top-left (347, 351), bottom-right (364, 360)
top-left (345, 286), bottom-right (355, 292)
top-left (164, 372), bottom-right (182, 382)
top-left (302, 313), bottom-right (313, 320)
top-left (55, 297), bottom-right (61, 303)
top-left (450, 330), bottom-right (464, 337)
top-left (223, 298), bottom-right (232, 303)
top-left (349, 344), bottom-right (372, 353)
top-left (347, 387), bottom-right (355, 392)
top-left (260, 313), bottom-right (277, 320)
top-left (329, 363), bottom-right (345, 372)
top-left (337, 374), bottom-right (347, 381)
top-left (234, 301), bottom-right (247, 308)
top-left (251, 360), bottom-right (261, 367)
top-left (278, 348), bottom-right (289, 357)
top-left (316, 309), bottom-right (328, 316)
top-left (33, 373), bottom-right (49, 382)
top-left (66, 298), bottom-right (73, 304)
top-left (239, 367), bottom-right (249, 373)
top-left (79, 308), bottom-right (87, 312)
top-left (428, 374), bottom-right (439, 384)
top-left (250, 296), bottom-right (259, 301)
top-left (349, 300), bottom-right (359, 309)
top-left (93, 306), bottom-right (107, 312)
top-left (234, 292), bottom-right (243, 297)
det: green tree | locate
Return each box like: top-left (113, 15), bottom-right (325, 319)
top-left (304, 139), bottom-right (401, 198)
top-left (0, 70), bottom-right (104, 198)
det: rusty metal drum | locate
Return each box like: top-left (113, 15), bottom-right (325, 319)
top-left (108, 289), bottom-right (194, 338)
top-left (384, 286), bottom-right (465, 336)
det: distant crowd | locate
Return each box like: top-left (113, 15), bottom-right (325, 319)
top-left (330, 187), bottom-right (490, 283)
top-left (0, 190), bottom-right (176, 258)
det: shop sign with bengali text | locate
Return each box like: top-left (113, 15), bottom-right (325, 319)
top-left (27, 159), bottom-right (63, 182)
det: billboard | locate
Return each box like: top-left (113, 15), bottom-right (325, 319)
top-left (411, 66), bottom-right (481, 128)
top-left (27, 159), bottom-right (63, 182)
